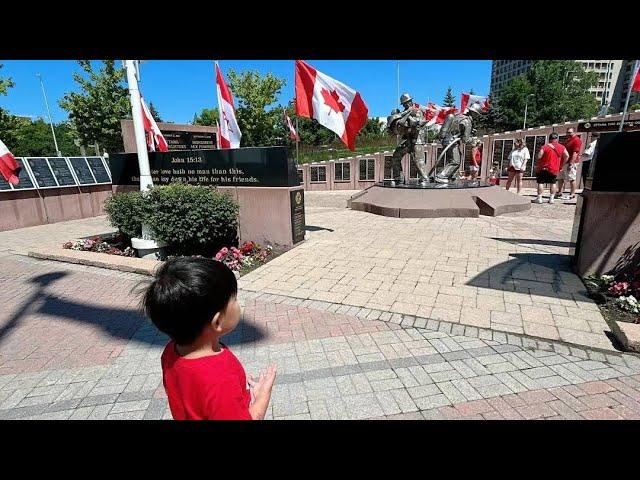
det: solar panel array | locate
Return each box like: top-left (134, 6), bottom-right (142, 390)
top-left (0, 156), bottom-right (111, 191)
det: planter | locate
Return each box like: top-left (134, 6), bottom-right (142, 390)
top-left (131, 237), bottom-right (167, 260)
top-left (610, 320), bottom-right (640, 353)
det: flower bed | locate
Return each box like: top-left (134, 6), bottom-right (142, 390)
top-left (583, 272), bottom-right (640, 325)
top-left (63, 234), bottom-right (135, 257)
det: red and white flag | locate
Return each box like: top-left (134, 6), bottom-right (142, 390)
top-left (295, 60), bottom-right (368, 151)
top-left (140, 97), bottom-right (169, 152)
top-left (284, 109), bottom-right (299, 141)
top-left (215, 62), bottom-right (241, 149)
top-left (460, 93), bottom-right (490, 114)
top-left (424, 102), bottom-right (457, 126)
top-left (0, 139), bottom-right (20, 186)
top-left (632, 62), bottom-right (640, 92)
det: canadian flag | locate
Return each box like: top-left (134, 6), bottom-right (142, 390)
top-left (215, 62), bottom-right (241, 149)
top-left (460, 93), bottom-right (490, 114)
top-left (0, 139), bottom-right (20, 185)
top-left (632, 62), bottom-right (640, 92)
top-left (284, 109), bottom-right (299, 141)
top-left (295, 60), bottom-right (368, 151)
top-left (424, 102), bottom-right (458, 126)
top-left (140, 97), bottom-right (168, 152)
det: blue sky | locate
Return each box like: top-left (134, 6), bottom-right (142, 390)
top-left (0, 60), bottom-right (491, 124)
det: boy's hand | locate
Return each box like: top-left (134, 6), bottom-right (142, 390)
top-left (254, 364), bottom-right (277, 400)
top-left (248, 364), bottom-right (277, 420)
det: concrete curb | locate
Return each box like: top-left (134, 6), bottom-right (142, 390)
top-left (28, 247), bottom-right (160, 276)
top-left (610, 320), bottom-right (640, 353)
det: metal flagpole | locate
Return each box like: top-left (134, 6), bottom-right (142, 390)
top-left (620, 60), bottom-right (639, 132)
top-left (124, 60), bottom-right (152, 192)
top-left (396, 61), bottom-right (400, 146)
top-left (36, 73), bottom-right (61, 156)
top-left (295, 116), bottom-right (299, 164)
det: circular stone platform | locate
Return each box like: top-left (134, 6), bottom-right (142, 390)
top-left (348, 184), bottom-right (531, 218)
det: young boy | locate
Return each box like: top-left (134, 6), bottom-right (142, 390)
top-left (143, 257), bottom-right (277, 420)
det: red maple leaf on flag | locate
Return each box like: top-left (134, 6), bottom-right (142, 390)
top-left (321, 88), bottom-right (345, 114)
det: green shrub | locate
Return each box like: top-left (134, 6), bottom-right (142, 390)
top-left (104, 191), bottom-right (143, 239)
top-left (143, 184), bottom-right (239, 256)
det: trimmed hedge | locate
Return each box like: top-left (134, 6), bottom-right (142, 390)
top-left (104, 184), bottom-right (239, 256)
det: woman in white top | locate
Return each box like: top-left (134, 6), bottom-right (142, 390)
top-left (505, 138), bottom-right (530, 194)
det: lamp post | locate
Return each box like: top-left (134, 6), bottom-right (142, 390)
top-left (35, 73), bottom-right (62, 156)
top-left (523, 94), bottom-right (534, 130)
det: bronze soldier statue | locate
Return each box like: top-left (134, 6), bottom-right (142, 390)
top-left (386, 93), bottom-right (429, 184)
top-left (432, 102), bottom-right (483, 184)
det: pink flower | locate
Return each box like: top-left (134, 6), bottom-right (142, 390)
top-left (609, 281), bottom-right (630, 297)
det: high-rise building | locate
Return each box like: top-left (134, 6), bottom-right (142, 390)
top-left (618, 60), bottom-right (640, 111)
top-left (489, 60), bottom-right (633, 112)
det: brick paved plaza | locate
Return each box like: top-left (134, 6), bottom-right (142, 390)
top-left (1, 189), bottom-right (640, 420)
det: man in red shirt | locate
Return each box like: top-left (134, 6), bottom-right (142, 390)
top-left (556, 127), bottom-right (582, 200)
top-left (535, 133), bottom-right (569, 204)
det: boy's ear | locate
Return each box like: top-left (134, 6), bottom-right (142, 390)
top-left (211, 311), bottom-right (223, 332)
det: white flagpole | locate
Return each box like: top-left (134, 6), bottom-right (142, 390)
top-left (124, 60), bottom-right (152, 192)
top-left (620, 60), bottom-right (639, 132)
top-left (214, 60), bottom-right (224, 145)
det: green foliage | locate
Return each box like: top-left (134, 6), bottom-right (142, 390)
top-left (59, 60), bottom-right (130, 154)
top-left (443, 86), bottom-right (456, 108)
top-left (630, 103), bottom-right (640, 111)
top-left (148, 102), bottom-right (163, 122)
top-left (192, 107), bottom-right (219, 126)
top-left (104, 185), bottom-right (239, 256)
top-left (226, 69), bottom-right (287, 147)
top-left (144, 184), bottom-right (239, 256)
top-left (497, 60), bottom-right (599, 130)
top-left (104, 191), bottom-right (144, 239)
top-left (0, 64), bottom-right (14, 96)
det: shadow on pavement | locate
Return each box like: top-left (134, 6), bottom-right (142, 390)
top-left (0, 270), bottom-right (266, 347)
top-left (306, 225), bottom-right (335, 233)
top-left (490, 237), bottom-right (575, 249)
top-left (465, 252), bottom-right (585, 298)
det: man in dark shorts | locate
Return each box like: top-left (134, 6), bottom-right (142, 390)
top-left (535, 133), bottom-right (569, 204)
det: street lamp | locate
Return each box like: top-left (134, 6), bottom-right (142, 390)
top-left (36, 73), bottom-right (62, 156)
top-left (523, 94), bottom-right (534, 130)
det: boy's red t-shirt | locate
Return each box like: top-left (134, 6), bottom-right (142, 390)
top-left (161, 341), bottom-right (252, 420)
top-left (538, 143), bottom-right (566, 175)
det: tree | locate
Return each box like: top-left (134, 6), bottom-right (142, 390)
top-left (443, 86), bottom-right (456, 108)
top-left (226, 69), bottom-right (286, 147)
top-left (148, 102), bottom-right (163, 122)
top-left (630, 103), bottom-right (640, 111)
top-left (59, 60), bottom-right (130, 154)
top-left (358, 118), bottom-right (385, 138)
top-left (0, 64), bottom-right (14, 96)
top-left (497, 60), bottom-right (599, 131)
top-left (2, 118), bottom-right (82, 157)
top-left (469, 88), bottom-right (475, 95)
top-left (193, 107), bottom-right (219, 126)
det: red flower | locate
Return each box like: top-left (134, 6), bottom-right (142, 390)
top-left (609, 281), bottom-right (630, 297)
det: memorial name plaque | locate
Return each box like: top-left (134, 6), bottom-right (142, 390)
top-left (26, 158), bottom-right (58, 188)
top-left (69, 157), bottom-right (96, 185)
top-left (86, 157), bottom-right (111, 183)
top-left (162, 131), bottom-right (217, 151)
top-left (12, 159), bottom-right (35, 190)
top-left (109, 147), bottom-right (299, 187)
top-left (290, 189), bottom-right (305, 244)
top-left (577, 119), bottom-right (640, 132)
top-left (47, 158), bottom-right (77, 186)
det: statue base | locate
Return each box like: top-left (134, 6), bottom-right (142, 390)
top-left (349, 184), bottom-right (531, 218)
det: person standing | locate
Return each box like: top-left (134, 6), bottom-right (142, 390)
top-left (505, 138), bottom-right (530, 194)
top-left (536, 133), bottom-right (569, 204)
top-left (556, 127), bottom-right (582, 200)
top-left (469, 141), bottom-right (482, 180)
top-left (580, 132), bottom-right (599, 186)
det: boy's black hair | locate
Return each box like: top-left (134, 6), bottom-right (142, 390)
top-left (143, 257), bottom-right (238, 345)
